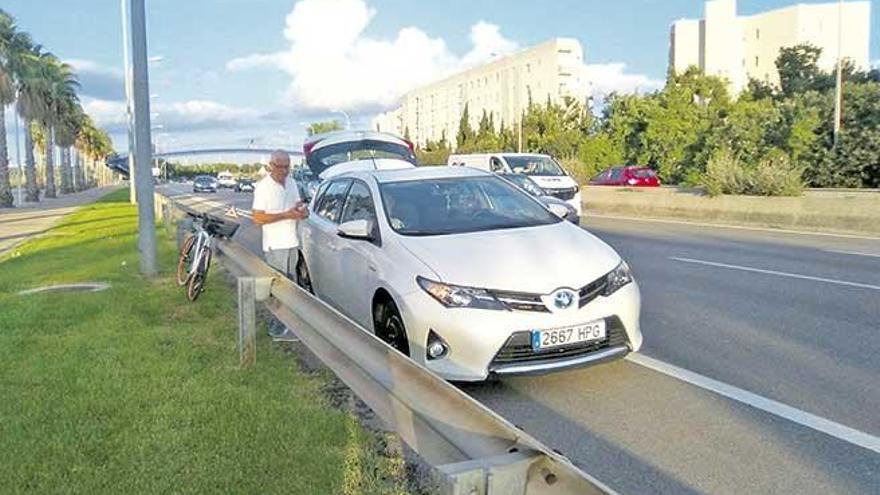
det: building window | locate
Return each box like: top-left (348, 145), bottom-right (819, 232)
top-left (756, 28), bottom-right (760, 40)
top-left (755, 56), bottom-right (759, 67)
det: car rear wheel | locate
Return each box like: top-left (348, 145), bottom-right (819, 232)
top-left (374, 299), bottom-right (410, 356)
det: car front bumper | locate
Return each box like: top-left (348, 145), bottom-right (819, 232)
top-left (397, 280), bottom-right (642, 381)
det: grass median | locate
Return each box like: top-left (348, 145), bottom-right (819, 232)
top-left (0, 189), bottom-right (409, 494)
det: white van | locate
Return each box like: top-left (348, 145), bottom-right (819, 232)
top-left (447, 153), bottom-right (582, 215)
top-left (217, 171), bottom-right (236, 188)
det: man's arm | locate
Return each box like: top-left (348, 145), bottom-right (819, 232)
top-left (252, 204), bottom-right (308, 225)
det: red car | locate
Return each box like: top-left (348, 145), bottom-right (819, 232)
top-left (590, 166), bottom-right (661, 187)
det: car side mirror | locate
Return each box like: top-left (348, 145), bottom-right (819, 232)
top-left (547, 203), bottom-right (569, 219)
top-left (338, 219), bottom-right (372, 240)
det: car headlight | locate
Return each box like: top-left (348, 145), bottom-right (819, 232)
top-left (417, 276), bottom-right (507, 310)
top-left (603, 261), bottom-right (633, 296)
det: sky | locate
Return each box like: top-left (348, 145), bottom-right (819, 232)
top-left (2, 0), bottom-right (878, 154)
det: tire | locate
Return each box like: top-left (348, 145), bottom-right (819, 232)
top-left (295, 255), bottom-right (314, 294)
top-left (176, 234), bottom-right (196, 286)
top-left (186, 247), bottom-right (212, 302)
top-left (373, 298), bottom-right (410, 356)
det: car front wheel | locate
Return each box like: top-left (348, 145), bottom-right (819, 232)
top-left (373, 298), bottom-right (410, 356)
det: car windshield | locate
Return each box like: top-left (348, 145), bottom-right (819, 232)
top-left (195, 176), bottom-right (214, 184)
top-left (504, 155), bottom-right (566, 176)
top-left (308, 139), bottom-right (416, 173)
top-left (499, 174), bottom-right (544, 197)
top-left (379, 176), bottom-right (560, 236)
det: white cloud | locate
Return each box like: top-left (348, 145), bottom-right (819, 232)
top-left (226, 0), bottom-right (518, 112)
top-left (583, 63), bottom-right (664, 98)
top-left (65, 59), bottom-right (125, 101)
top-left (82, 98), bottom-right (261, 132)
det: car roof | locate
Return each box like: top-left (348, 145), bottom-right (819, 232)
top-left (336, 165), bottom-right (492, 184)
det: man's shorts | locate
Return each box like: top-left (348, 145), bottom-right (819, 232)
top-left (264, 248), bottom-right (298, 279)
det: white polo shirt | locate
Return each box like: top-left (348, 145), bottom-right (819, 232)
top-left (252, 175), bottom-right (301, 252)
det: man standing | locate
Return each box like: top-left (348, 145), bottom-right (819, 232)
top-left (252, 150), bottom-right (308, 340)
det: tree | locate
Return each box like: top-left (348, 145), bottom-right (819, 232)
top-left (16, 44), bottom-right (51, 201)
top-left (456, 103), bottom-right (475, 150)
top-left (54, 102), bottom-right (82, 193)
top-left (776, 44), bottom-right (826, 97)
top-left (306, 120), bottom-right (342, 136)
top-left (0, 10), bottom-right (18, 207)
top-left (40, 55), bottom-right (78, 197)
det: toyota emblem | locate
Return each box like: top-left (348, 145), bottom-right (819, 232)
top-left (553, 290), bottom-right (575, 309)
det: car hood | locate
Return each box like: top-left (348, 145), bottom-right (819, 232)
top-left (397, 222), bottom-right (620, 294)
top-left (317, 158), bottom-right (415, 180)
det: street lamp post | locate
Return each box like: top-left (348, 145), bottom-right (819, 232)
top-left (833, 0), bottom-right (843, 148)
top-left (332, 109), bottom-right (351, 130)
top-left (126, 0), bottom-right (158, 276)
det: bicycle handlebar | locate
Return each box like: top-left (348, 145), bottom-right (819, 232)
top-left (186, 211), bottom-right (240, 239)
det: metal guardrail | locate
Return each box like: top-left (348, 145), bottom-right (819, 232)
top-left (155, 192), bottom-right (618, 495)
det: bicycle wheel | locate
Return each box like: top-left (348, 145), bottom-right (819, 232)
top-left (176, 234), bottom-right (196, 286)
top-left (186, 247), bottom-right (213, 302)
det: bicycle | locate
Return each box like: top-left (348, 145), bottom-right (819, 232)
top-left (176, 212), bottom-right (239, 301)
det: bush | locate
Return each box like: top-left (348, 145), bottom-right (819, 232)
top-left (702, 148), bottom-right (748, 196)
top-left (749, 150), bottom-right (804, 196)
top-left (702, 148), bottom-right (804, 197)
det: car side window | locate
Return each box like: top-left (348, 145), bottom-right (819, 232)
top-left (314, 179), bottom-right (351, 224)
top-left (609, 168), bottom-right (623, 181)
top-left (490, 157), bottom-right (505, 172)
top-left (340, 182), bottom-right (377, 225)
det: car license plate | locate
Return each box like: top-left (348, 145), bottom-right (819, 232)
top-left (531, 320), bottom-right (606, 350)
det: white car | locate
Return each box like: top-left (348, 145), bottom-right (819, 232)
top-left (448, 153), bottom-right (582, 217)
top-left (297, 136), bottom-right (641, 381)
top-left (217, 171), bottom-right (237, 189)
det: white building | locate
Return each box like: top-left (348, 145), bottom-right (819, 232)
top-left (372, 38), bottom-right (591, 148)
top-left (669, 0), bottom-right (871, 93)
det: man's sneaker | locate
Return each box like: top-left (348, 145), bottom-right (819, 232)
top-left (267, 319), bottom-right (286, 337)
top-left (271, 327), bottom-right (300, 342)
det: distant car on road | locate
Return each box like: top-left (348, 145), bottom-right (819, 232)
top-left (192, 175), bottom-right (218, 193)
top-left (217, 171), bottom-right (237, 189)
top-left (234, 177), bottom-right (255, 193)
top-left (498, 173), bottom-right (580, 224)
top-left (590, 166), bottom-right (660, 187)
top-left (297, 162), bottom-right (641, 382)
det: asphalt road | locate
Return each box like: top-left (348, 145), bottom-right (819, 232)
top-left (161, 184), bottom-right (880, 494)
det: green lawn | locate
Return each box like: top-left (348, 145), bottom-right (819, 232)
top-left (0, 190), bottom-right (408, 494)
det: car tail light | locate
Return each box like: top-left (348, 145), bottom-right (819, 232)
top-left (303, 141), bottom-right (317, 157)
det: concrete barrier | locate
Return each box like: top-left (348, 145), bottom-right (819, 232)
top-left (582, 186), bottom-right (880, 236)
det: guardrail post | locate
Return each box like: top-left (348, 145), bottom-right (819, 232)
top-left (236, 276), bottom-right (273, 368)
top-left (436, 451), bottom-right (541, 495)
top-left (238, 277), bottom-right (257, 367)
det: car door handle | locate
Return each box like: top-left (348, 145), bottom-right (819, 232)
top-left (368, 264), bottom-right (377, 272)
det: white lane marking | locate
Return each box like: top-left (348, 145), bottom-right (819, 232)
top-left (586, 213), bottom-right (880, 241)
top-left (626, 353), bottom-right (880, 454)
top-left (669, 256), bottom-right (880, 291)
top-left (825, 249), bottom-right (880, 258)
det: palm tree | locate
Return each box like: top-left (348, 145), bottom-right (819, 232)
top-left (54, 96), bottom-right (81, 194)
top-left (0, 9), bottom-right (26, 207)
top-left (31, 54), bottom-right (75, 198)
top-left (15, 44), bottom-right (49, 202)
